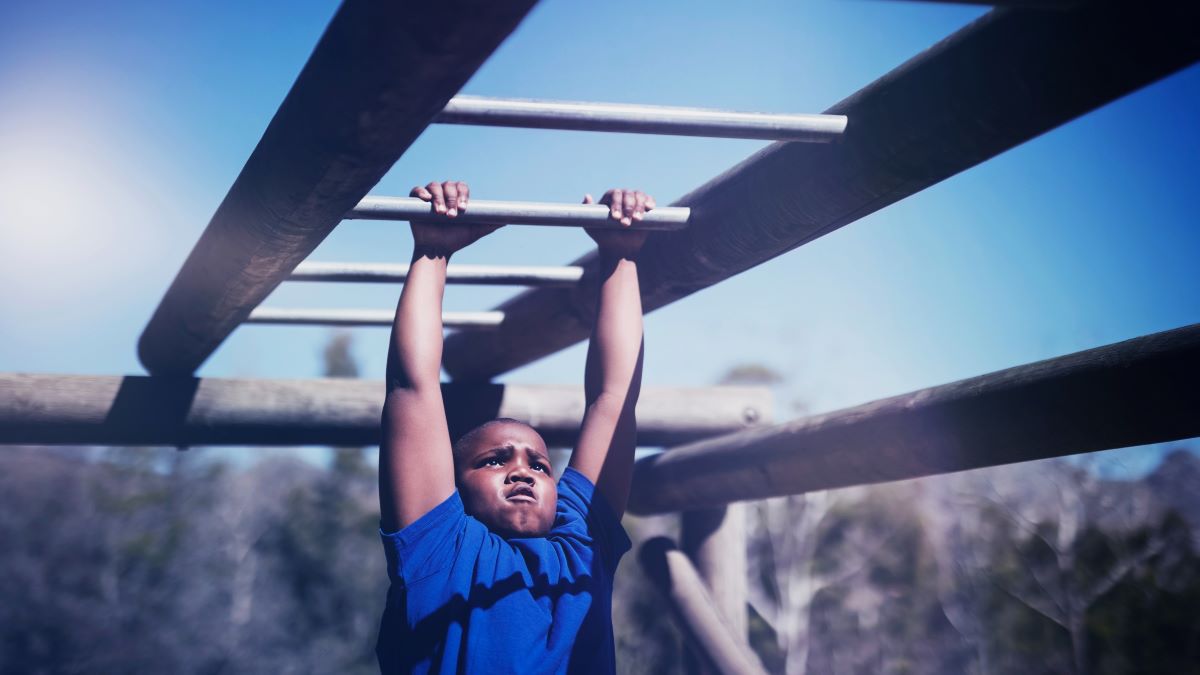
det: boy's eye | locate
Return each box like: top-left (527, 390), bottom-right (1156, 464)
top-left (483, 457), bottom-right (503, 467)
top-left (532, 462), bottom-right (548, 473)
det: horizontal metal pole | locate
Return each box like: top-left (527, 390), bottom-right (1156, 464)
top-left (245, 308), bottom-right (504, 329)
top-left (628, 323), bottom-right (1200, 515)
top-left (639, 538), bottom-right (768, 675)
top-left (0, 374), bottom-right (771, 448)
top-left (289, 261), bottom-right (584, 287)
top-left (435, 95), bottom-right (847, 142)
top-left (442, 2), bottom-right (1200, 381)
top-left (135, 0), bottom-right (538, 376)
top-left (347, 196), bottom-right (690, 231)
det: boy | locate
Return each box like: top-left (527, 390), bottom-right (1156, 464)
top-left (376, 179), bottom-right (655, 674)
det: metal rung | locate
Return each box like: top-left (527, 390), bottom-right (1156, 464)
top-left (436, 95), bottom-right (847, 142)
top-left (289, 262), bottom-right (584, 287)
top-left (347, 196), bottom-right (689, 230)
top-left (246, 308), bottom-right (504, 328)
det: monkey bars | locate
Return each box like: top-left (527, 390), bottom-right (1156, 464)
top-left (434, 95), bottom-right (846, 141)
top-left (28, 0), bottom-right (1200, 661)
top-left (440, 2), bottom-right (1200, 380)
top-left (289, 262), bottom-right (584, 287)
top-left (348, 196), bottom-right (691, 230)
top-left (245, 308), bottom-right (504, 329)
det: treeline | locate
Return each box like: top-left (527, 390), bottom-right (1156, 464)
top-left (743, 451), bottom-right (1200, 675)
top-left (0, 446), bottom-right (383, 674)
top-left (2, 446), bottom-right (1197, 674)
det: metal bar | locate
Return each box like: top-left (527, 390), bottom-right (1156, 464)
top-left (442, 2), bottom-right (1200, 381)
top-left (434, 95), bottom-right (847, 142)
top-left (136, 0), bottom-right (538, 376)
top-left (639, 538), bottom-right (768, 675)
top-left (0, 374), bottom-right (771, 448)
top-left (627, 323), bottom-right (1200, 515)
top-left (289, 261), bottom-right (584, 287)
top-left (245, 308), bottom-right (504, 329)
top-left (347, 196), bottom-right (690, 231)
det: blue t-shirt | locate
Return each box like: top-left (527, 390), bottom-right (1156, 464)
top-left (376, 467), bottom-right (632, 674)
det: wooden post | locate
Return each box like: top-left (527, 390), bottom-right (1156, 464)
top-left (639, 538), bottom-right (767, 675)
top-left (628, 323), bottom-right (1200, 514)
top-left (678, 389), bottom-right (769, 673)
top-left (681, 505), bottom-right (749, 675)
top-left (136, 0), bottom-right (538, 376)
top-left (442, 2), bottom-right (1200, 380)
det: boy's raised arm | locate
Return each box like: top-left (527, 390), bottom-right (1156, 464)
top-left (379, 180), bottom-right (500, 533)
top-left (569, 189), bottom-right (654, 519)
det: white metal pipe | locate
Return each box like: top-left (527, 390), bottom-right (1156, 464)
top-left (347, 196), bottom-right (690, 231)
top-left (245, 308), bottom-right (504, 329)
top-left (436, 95), bottom-right (847, 142)
top-left (289, 261), bottom-right (584, 286)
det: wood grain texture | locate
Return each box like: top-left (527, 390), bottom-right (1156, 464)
top-left (442, 3), bottom-right (1200, 380)
top-left (137, 0), bottom-right (538, 375)
top-left (0, 374), bottom-right (770, 448)
top-left (627, 324), bottom-right (1200, 514)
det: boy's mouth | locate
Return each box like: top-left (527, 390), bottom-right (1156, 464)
top-left (506, 485), bottom-right (536, 503)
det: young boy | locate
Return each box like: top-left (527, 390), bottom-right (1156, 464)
top-left (376, 180), bottom-right (655, 674)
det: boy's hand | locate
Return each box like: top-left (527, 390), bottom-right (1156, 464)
top-left (409, 180), bottom-right (502, 255)
top-left (584, 189), bottom-right (654, 258)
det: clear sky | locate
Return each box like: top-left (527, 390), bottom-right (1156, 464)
top-left (1, 0), bottom-right (1196, 474)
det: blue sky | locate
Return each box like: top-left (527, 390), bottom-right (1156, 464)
top-left (1, 0), bottom-right (1196, 473)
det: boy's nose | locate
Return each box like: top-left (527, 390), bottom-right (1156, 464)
top-left (507, 466), bottom-right (534, 483)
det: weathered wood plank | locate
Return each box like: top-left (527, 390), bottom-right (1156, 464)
top-left (628, 324), bottom-right (1200, 515)
top-left (137, 0), bottom-right (538, 376)
top-left (0, 374), bottom-right (770, 448)
top-left (442, 3), bottom-right (1200, 380)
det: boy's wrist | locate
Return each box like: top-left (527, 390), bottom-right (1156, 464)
top-left (412, 243), bottom-right (455, 261)
top-left (597, 246), bottom-right (642, 263)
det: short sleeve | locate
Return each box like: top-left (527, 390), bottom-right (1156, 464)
top-left (553, 467), bottom-right (633, 569)
top-left (379, 491), bottom-right (467, 587)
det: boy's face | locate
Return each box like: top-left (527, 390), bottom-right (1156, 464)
top-left (455, 421), bottom-right (557, 538)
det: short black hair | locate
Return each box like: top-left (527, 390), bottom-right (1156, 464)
top-left (451, 417), bottom-right (537, 465)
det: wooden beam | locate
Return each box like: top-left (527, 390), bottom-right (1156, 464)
top-left (136, 0), bottom-right (538, 376)
top-left (627, 323), bottom-right (1200, 515)
top-left (442, 3), bottom-right (1200, 380)
top-left (639, 538), bottom-right (768, 675)
top-left (0, 374), bottom-right (769, 448)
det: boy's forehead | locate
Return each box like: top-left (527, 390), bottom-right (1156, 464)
top-left (473, 422), bottom-right (546, 453)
